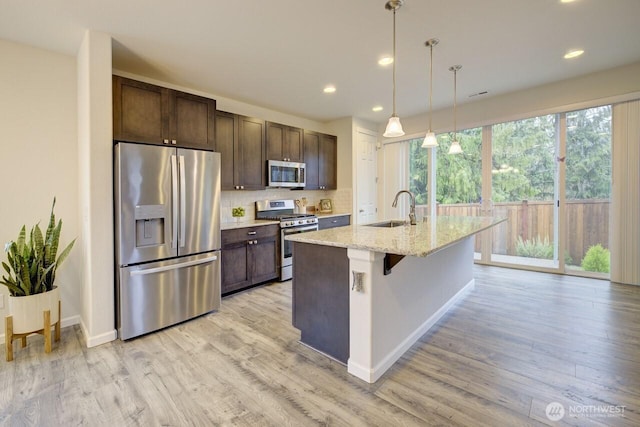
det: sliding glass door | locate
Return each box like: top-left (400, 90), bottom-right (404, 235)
top-left (489, 115), bottom-right (559, 269)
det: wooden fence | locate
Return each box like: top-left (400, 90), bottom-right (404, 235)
top-left (417, 200), bottom-right (610, 265)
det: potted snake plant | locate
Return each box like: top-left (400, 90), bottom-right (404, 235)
top-left (1, 198), bottom-right (75, 335)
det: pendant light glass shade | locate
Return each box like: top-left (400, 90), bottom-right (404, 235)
top-left (422, 39), bottom-right (439, 148)
top-left (384, 115), bottom-right (405, 137)
top-left (448, 140), bottom-right (463, 154)
top-left (448, 64), bottom-right (463, 155)
top-left (422, 131), bottom-right (437, 147)
top-left (383, 1), bottom-right (404, 138)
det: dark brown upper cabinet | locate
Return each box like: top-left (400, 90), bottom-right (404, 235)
top-left (215, 111), bottom-right (236, 190)
top-left (170, 90), bottom-right (216, 150)
top-left (303, 130), bottom-right (337, 190)
top-left (215, 111), bottom-right (266, 191)
top-left (113, 76), bottom-right (215, 150)
top-left (319, 133), bottom-right (337, 190)
top-left (266, 122), bottom-right (303, 163)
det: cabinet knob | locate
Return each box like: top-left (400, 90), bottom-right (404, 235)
top-left (240, 185), bottom-right (244, 190)
top-left (163, 139), bottom-right (169, 144)
top-left (171, 139), bottom-right (177, 145)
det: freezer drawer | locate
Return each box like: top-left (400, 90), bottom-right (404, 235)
top-left (117, 252), bottom-right (221, 340)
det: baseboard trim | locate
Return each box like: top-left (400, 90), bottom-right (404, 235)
top-left (80, 320), bottom-right (117, 348)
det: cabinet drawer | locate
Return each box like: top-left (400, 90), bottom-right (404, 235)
top-left (318, 215), bottom-right (350, 230)
top-left (222, 224), bottom-right (279, 245)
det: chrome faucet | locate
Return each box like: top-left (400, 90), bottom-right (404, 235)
top-left (392, 190), bottom-right (416, 225)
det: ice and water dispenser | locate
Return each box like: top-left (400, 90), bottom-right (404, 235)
top-left (134, 205), bottom-right (166, 247)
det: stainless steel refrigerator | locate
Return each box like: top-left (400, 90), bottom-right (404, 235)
top-left (114, 142), bottom-right (221, 340)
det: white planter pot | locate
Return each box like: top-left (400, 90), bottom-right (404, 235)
top-left (8, 287), bottom-right (60, 334)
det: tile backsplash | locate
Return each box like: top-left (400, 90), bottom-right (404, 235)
top-left (221, 188), bottom-right (352, 224)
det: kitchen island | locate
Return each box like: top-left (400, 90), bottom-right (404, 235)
top-left (287, 215), bottom-right (505, 383)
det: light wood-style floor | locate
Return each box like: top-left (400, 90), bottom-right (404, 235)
top-left (1, 266), bottom-right (639, 426)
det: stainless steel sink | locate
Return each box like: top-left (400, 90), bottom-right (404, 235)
top-left (365, 220), bottom-right (408, 228)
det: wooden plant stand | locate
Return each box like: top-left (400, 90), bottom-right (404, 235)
top-left (5, 300), bottom-right (61, 362)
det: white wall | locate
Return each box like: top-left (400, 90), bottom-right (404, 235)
top-left (0, 39), bottom-right (81, 340)
top-left (77, 30), bottom-right (116, 346)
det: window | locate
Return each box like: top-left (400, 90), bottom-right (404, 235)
top-left (403, 105), bottom-right (612, 278)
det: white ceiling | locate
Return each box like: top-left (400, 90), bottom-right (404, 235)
top-left (2, 0), bottom-right (640, 124)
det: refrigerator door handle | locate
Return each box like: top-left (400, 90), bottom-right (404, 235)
top-left (179, 155), bottom-right (186, 248)
top-left (129, 255), bottom-right (218, 277)
top-left (171, 155), bottom-right (179, 249)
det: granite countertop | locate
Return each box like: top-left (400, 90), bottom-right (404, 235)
top-left (221, 219), bottom-right (279, 231)
top-left (285, 216), bottom-right (506, 257)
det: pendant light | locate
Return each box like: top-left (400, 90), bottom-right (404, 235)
top-left (421, 38), bottom-right (439, 148)
top-left (448, 65), bottom-right (463, 154)
top-left (383, 0), bottom-right (405, 138)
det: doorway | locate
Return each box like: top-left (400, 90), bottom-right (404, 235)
top-left (354, 128), bottom-right (378, 225)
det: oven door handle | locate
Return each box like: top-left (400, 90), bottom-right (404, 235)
top-left (282, 225), bottom-right (318, 235)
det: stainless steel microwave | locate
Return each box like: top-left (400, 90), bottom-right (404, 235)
top-left (267, 160), bottom-right (306, 188)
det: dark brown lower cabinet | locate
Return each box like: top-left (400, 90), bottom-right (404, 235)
top-left (317, 214), bottom-right (350, 230)
top-left (292, 241), bottom-right (349, 363)
top-left (221, 224), bottom-right (279, 295)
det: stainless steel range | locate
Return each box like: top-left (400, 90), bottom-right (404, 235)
top-left (256, 199), bottom-right (318, 281)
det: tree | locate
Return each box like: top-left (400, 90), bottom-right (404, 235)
top-left (491, 115), bottom-right (556, 202)
top-left (409, 139), bottom-right (428, 204)
top-left (565, 106), bottom-right (611, 200)
top-left (435, 129), bottom-right (482, 204)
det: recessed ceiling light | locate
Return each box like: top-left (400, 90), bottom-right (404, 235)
top-left (378, 57), bottom-right (393, 66)
top-left (323, 85), bottom-right (336, 94)
top-left (560, 0), bottom-right (577, 3)
top-left (372, 106), bottom-right (383, 112)
top-left (564, 49), bottom-right (584, 59)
